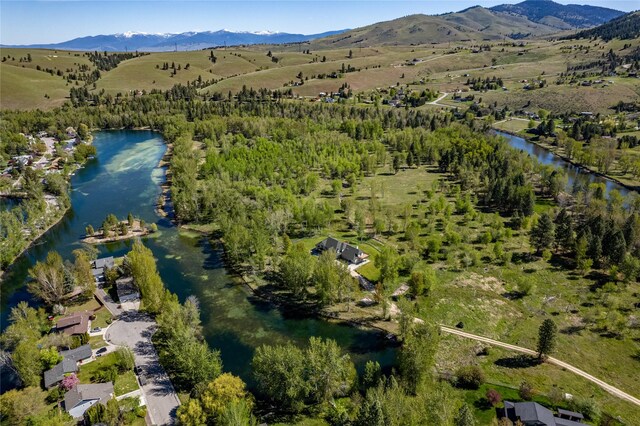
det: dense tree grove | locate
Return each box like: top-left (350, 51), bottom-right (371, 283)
top-left (2, 88), bottom-right (640, 424)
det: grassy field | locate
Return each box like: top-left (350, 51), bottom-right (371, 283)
top-left (77, 352), bottom-right (139, 396)
top-left (280, 157), bottom-right (640, 423)
top-left (4, 37), bottom-right (638, 115)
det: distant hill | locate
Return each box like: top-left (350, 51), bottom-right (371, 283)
top-left (310, 6), bottom-right (561, 48)
top-left (491, 0), bottom-right (624, 29)
top-left (566, 11), bottom-right (640, 41)
top-left (4, 29), bottom-right (348, 52)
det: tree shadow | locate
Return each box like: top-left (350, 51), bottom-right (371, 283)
top-left (494, 354), bottom-right (540, 369)
top-left (560, 325), bottom-right (585, 335)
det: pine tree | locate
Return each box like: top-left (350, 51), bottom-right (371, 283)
top-left (530, 213), bottom-right (555, 254)
top-left (537, 319), bottom-right (557, 359)
top-left (454, 403), bottom-right (476, 426)
top-left (554, 208), bottom-right (574, 252)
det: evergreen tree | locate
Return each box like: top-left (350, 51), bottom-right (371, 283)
top-left (530, 213), bottom-right (555, 254)
top-left (555, 208), bottom-right (574, 252)
top-left (454, 403), bottom-right (477, 426)
top-left (537, 319), bottom-right (557, 359)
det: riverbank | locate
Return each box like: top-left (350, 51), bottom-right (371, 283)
top-left (155, 142), bottom-right (173, 219)
top-left (494, 127), bottom-right (640, 193)
top-left (0, 199), bottom-right (69, 282)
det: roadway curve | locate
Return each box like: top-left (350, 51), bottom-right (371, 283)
top-left (440, 326), bottom-right (640, 407)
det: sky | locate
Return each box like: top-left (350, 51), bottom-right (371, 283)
top-left (1, 0), bottom-right (638, 45)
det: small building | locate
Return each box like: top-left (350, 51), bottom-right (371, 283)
top-left (501, 401), bottom-right (587, 426)
top-left (44, 358), bottom-right (77, 388)
top-left (116, 276), bottom-right (140, 303)
top-left (91, 256), bottom-right (114, 283)
top-left (64, 382), bottom-right (115, 418)
top-left (316, 237), bottom-right (368, 264)
top-left (60, 344), bottom-right (92, 363)
top-left (56, 312), bottom-right (90, 336)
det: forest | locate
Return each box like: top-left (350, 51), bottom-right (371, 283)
top-left (1, 91), bottom-right (640, 424)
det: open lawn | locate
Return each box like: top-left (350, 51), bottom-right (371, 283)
top-left (278, 155), bottom-right (640, 423)
top-left (77, 352), bottom-right (139, 396)
top-left (89, 335), bottom-right (107, 349)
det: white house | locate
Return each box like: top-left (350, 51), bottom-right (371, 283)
top-left (64, 382), bottom-right (114, 418)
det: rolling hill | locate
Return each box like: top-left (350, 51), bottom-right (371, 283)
top-left (491, 0), bottom-right (624, 29)
top-left (567, 11), bottom-right (640, 41)
top-left (309, 6), bottom-right (562, 48)
top-left (4, 29), bottom-right (348, 52)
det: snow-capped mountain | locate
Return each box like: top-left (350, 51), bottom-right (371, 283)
top-left (6, 29), bottom-right (348, 52)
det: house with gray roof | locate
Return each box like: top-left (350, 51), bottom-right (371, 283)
top-left (44, 358), bottom-right (77, 388)
top-left (502, 401), bottom-right (587, 426)
top-left (91, 256), bottom-right (115, 283)
top-left (60, 344), bottom-right (92, 363)
top-left (64, 382), bottom-right (115, 418)
top-left (316, 237), bottom-right (368, 264)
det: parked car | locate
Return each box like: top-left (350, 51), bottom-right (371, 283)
top-left (139, 375), bottom-right (147, 386)
top-left (91, 327), bottom-right (102, 333)
top-left (96, 347), bottom-right (108, 354)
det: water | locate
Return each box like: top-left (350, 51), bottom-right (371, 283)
top-left (0, 130), bottom-right (396, 387)
top-left (497, 131), bottom-right (632, 198)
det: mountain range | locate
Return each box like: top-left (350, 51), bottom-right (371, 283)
top-left (3, 0), bottom-right (627, 52)
top-left (4, 29), bottom-right (348, 52)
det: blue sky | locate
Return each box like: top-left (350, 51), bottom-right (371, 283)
top-left (1, 1), bottom-right (638, 45)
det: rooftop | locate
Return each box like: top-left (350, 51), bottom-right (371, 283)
top-left (44, 358), bottom-right (77, 388)
top-left (64, 382), bottom-right (114, 416)
top-left (60, 344), bottom-right (92, 362)
top-left (56, 312), bottom-right (90, 336)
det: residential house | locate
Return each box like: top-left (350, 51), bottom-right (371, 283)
top-left (316, 237), bottom-right (368, 264)
top-left (60, 344), bottom-right (92, 364)
top-left (64, 382), bottom-right (115, 418)
top-left (91, 256), bottom-right (114, 283)
top-left (44, 358), bottom-right (77, 388)
top-left (501, 401), bottom-right (586, 426)
top-left (56, 312), bottom-right (90, 336)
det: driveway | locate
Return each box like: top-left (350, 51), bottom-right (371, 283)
top-left (105, 312), bottom-right (180, 425)
top-left (441, 326), bottom-right (640, 407)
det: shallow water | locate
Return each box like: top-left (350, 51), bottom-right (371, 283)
top-left (0, 130), bottom-right (396, 387)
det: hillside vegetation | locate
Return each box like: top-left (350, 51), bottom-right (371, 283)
top-left (568, 11), bottom-right (640, 41)
top-left (491, 0), bottom-right (624, 28)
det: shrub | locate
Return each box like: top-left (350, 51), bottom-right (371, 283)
top-left (518, 381), bottom-right (534, 400)
top-left (115, 347), bottom-right (135, 372)
top-left (61, 373), bottom-right (79, 391)
top-left (455, 365), bottom-right (485, 389)
top-left (95, 366), bottom-right (117, 383)
top-left (569, 398), bottom-right (601, 423)
top-left (486, 388), bottom-right (502, 407)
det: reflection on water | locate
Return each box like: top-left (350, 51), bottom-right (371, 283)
top-left (497, 131), bottom-right (632, 197)
top-left (1, 130), bottom-right (396, 388)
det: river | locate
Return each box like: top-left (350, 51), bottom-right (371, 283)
top-left (0, 130), bottom-right (396, 387)
top-left (497, 131), bottom-right (633, 198)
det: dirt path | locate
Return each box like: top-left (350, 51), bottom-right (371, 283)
top-left (440, 325), bottom-right (640, 407)
top-left (428, 92), bottom-right (452, 107)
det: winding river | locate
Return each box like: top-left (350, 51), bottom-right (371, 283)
top-left (0, 130), bottom-right (396, 387)
top-left (497, 131), bottom-right (633, 198)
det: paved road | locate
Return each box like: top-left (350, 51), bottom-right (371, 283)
top-left (441, 325), bottom-right (640, 407)
top-left (95, 288), bottom-right (122, 317)
top-left (106, 312), bottom-right (180, 425)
